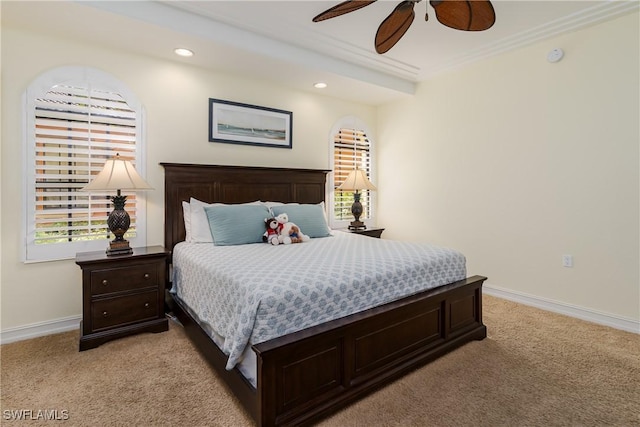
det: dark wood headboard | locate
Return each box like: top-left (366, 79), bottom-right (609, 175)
top-left (161, 163), bottom-right (330, 253)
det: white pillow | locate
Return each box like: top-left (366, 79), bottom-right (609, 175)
top-left (189, 198), bottom-right (263, 243)
top-left (182, 201), bottom-right (192, 242)
top-left (263, 201), bottom-right (329, 224)
top-left (189, 198), bottom-right (215, 243)
top-left (261, 201), bottom-right (284, 209)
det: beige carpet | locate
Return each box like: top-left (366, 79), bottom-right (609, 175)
top-left (1, 296), bottom-right (638, 426)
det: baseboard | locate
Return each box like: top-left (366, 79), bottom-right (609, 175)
top-left (0, 315), bottom-right (81, 345)
top-left (2, 287), bottom-right (637, 344)
top-left (484, 284), bottom-right (639, 334)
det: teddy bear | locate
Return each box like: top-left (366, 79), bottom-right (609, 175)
top-left (262, 217), bottom-right (280, 245)
top-left (275, 213), bottom-right (310, 244)
top-left (283, 223), bottom-right (303, 244)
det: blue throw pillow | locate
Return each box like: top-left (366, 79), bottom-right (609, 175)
top-left (271, 204), bottom-right (331, 238)
top-left (204, 204), bottom-right (270, 246)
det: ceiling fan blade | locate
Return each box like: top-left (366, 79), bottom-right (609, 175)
top-left (375, 1), bottom-right (416, 54)
top-left (312, 0), bottom-right (377, 22)
top-left (430, 0), bottom-right (495, 31)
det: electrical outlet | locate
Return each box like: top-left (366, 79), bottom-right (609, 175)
top-left (562, 255), bottom-right (573, 268)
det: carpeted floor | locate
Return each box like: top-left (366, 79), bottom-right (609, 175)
top-left (1, 296), bottom-right (638, 426)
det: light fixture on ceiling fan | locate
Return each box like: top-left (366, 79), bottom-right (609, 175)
top-left (312, 0), bottom-right (496, 54)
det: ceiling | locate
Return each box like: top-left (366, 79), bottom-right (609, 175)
top-left (3, 1), bottom-right (638, 105)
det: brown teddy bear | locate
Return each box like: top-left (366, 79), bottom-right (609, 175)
top-left (262, 217), bottom-right (280, 245)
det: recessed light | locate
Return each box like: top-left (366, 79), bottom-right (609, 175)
top-left (174, 48), bottom-right (194, 57)
top-left (313, 82), bottom-right (327, 89)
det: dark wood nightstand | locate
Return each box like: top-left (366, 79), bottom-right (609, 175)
top-left (340, 227), bottom-right (385, 238)
top-left (75, 245), bottom-right (169, 351)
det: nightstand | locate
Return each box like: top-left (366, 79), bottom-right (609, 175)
top-left (341, 227), bottom-right (385, 238)
top-left (75, 245), bottom-right (169, 351)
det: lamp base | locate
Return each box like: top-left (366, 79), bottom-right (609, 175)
top-left (106, 240), bottom-right (133, 256)
top-left (348, 221), bottom-right (366, 230)
top-left (349, 194), bottom-right (366, 230)
top-left (106, 194), bottom-right (133, 256)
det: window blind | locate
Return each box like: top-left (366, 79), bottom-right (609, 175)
top-left (33, 84), bottom-right (138, 246)
top-left (333, 128), bottom-right (373, 221)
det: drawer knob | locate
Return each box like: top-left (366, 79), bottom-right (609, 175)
top-left (144, 273), bottom-right (150, 279)
top-left (144, 302), bottom-right (150, 309)
top-left (102, 311), bottom-right (108, 317)
top-left (102, 279), bottom-right (108, 286)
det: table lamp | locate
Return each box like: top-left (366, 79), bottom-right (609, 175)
top-left (337, 168), bottom-right (377, 230)
top-left (81, 154), bottom-right (153, 256)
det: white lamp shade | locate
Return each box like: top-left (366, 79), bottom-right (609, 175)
top-left (82, 155), bottom-right (153, 191)
top-left (337, 169), bottom-right (377, 191)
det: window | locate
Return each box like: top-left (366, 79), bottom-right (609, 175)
top-left (329, 117), bottom-right (376, 228)
top-left (23, 67), bottom-right (147, 262)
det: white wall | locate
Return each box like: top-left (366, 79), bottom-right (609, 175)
top-left (377, 13), bottom-right (639, 322)
top-left (2, 10), bottom-right (638, 337)
top-left (0, 27), bottom-right (375, 331)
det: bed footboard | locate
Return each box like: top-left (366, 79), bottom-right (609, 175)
top-left (253, 275), bottom-right (487, 426)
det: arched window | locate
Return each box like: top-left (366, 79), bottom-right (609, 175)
top-left (23, 66), bottom-right (147, 262)
top-left (328, 116), bottom-right (376, 228)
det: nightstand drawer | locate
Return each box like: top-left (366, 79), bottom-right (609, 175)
top-left (90, 264), bottom-right (158, 295)
top-left (91, 291), bottom-right (158, 331)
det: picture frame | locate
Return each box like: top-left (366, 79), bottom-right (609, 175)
top-left (208, 98), bottom-right (293, 149)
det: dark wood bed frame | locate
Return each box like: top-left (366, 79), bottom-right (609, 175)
top-left (161, 163), bottom-right (487, 427)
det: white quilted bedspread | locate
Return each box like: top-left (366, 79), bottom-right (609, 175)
top-left (172, 231), bottom-right (466, 369)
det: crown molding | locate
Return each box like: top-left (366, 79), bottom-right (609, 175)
top-left (171, 0), bottom-right (639, 82)
top-left (78, 0), bottom-right (638, 93)
top-left (79, 0), bottom-right (417, 95)
top-left (422, 0), bottom-right (640, 78)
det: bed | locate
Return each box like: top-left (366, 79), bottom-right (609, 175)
top-left (162, 163), bottom-right (487, 427)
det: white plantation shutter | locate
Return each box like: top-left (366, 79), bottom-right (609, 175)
top-left (24, 67), bottom-right (146, 262)
top-left (329, 118), bottom-right (375, 227)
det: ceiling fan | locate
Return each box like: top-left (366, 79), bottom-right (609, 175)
top-left (312, 0), bottom-right (496, 54)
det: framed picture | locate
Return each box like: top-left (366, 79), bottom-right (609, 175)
top-left (208, 98), bottom-right (292, 149)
